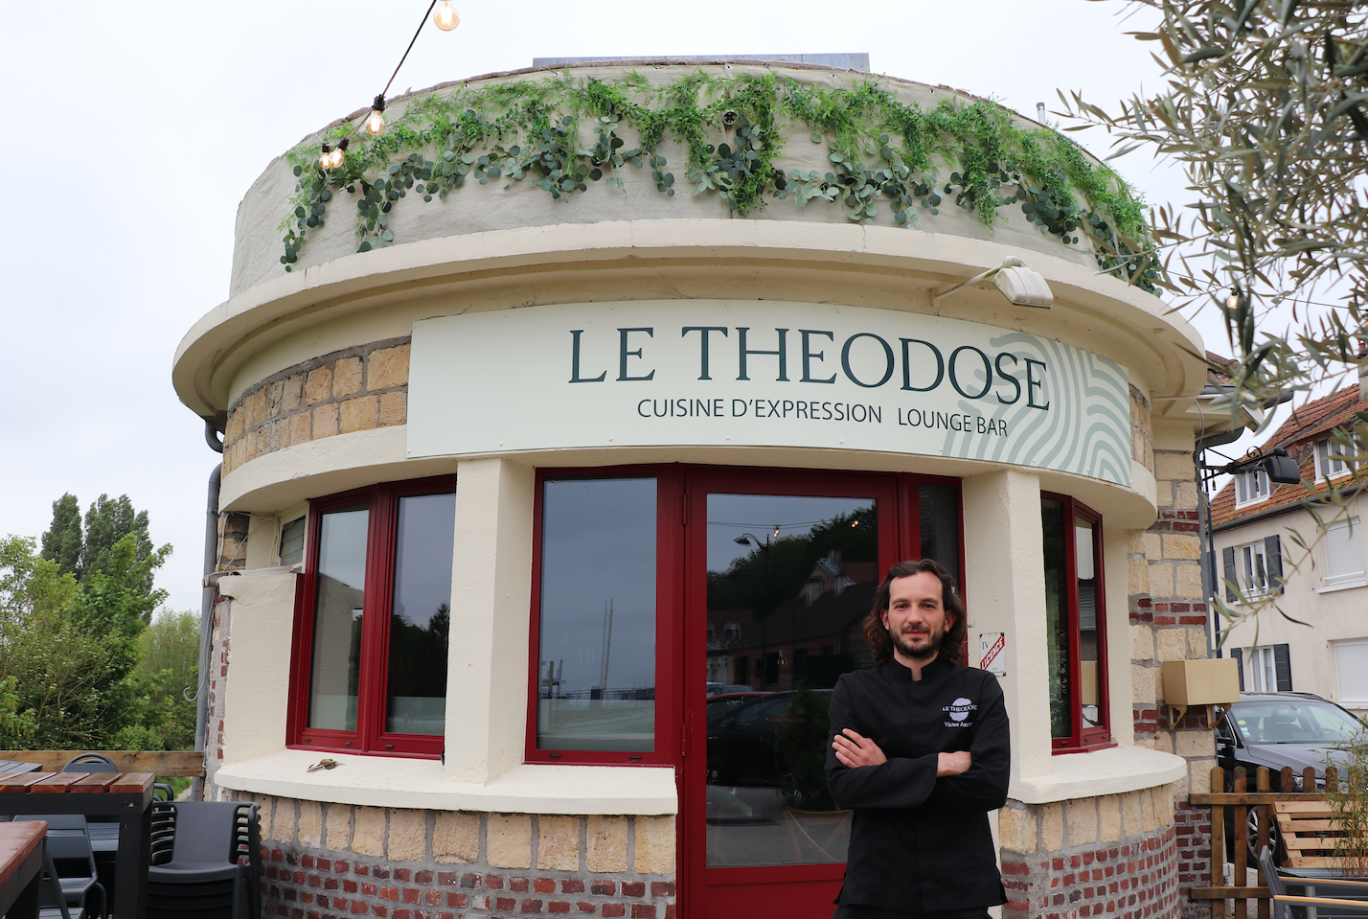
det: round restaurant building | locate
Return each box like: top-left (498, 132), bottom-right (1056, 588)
top-left (173, 59), bottom-right (1225, 919)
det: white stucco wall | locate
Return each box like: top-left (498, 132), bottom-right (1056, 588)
top-left (1216, 491), bottom-right (1368, 711)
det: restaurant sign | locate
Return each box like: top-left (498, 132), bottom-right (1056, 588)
top-left (407, 300), bottom-right (1132, 486)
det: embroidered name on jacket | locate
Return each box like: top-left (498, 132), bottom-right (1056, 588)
top-left (943, 697), bottom-right (978, 727)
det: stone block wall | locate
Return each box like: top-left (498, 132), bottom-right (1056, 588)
top-left (998, 787), bottom-right (1180, 919)
top-left (205, 594), bottom-right (230, 782)
top-left (1130, 386), bottom-right (1155, 473)
top-left (235, 793), bottom-right (677, 919)
top-left (221, 338), bottom-right (412, 478)
top-left (1124, 447), bottom-right (1216, 918)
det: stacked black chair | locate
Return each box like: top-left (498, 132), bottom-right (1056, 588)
top-left (59, 755), bottom-right (120, 855)
top-left (12, 815), bottom-right (106, 919)
top-left (37, 844), bottom-right (81, 919)
top-left (146, 801), bottom-right (261, 919)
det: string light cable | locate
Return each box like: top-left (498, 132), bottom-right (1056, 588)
top-left (318, 0), bottom-right (459, 170)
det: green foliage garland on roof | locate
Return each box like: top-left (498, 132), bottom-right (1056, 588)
top-left (281, 71), bottom-right (1160, 293)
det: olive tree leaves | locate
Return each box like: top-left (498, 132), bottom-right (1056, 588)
top-left (1063, 0), bottom-right (1368, 374)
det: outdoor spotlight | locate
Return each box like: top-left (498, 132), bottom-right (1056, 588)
top-left (1261, 447), bottom-right (1302, 484)
top-left (433, 0), bottom-right (460, 30)
top-left (365, 95), bottom-right (387, 137)
top-left (933, 257), bottom-right (1053, 308)
top-left (992, 261), bottom-right (1054, 308)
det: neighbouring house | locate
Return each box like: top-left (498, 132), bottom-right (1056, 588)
top-left (1211, 374), bottom-right (1368, 714)
top-left (171, 57), bottom-right (1257, 919)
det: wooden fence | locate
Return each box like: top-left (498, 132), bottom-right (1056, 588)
top-left (1188, 765), bottom-right (1339, 919)
top-left (0, 750), bottom-right (204, 778)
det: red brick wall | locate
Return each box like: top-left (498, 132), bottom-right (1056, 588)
top-left (1002, 824), bottom-right (1179, 919)
top-left (261, 850), bottom-right (676, 919)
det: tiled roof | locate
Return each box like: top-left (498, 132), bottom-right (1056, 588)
top-left (1207, 352), bottom-right (1238, 385)
top-left (1210, 383), bottom-right (1368, 528)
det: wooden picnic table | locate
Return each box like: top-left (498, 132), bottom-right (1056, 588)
top-left (0, 761), bottom-right (41, 779)
top-left (0, 820), bottom-right (46, 919)
top-left (0, 771), bottom-right (155, 918)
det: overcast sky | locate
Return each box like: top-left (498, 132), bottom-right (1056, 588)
top-left (0, 1), bottom-right (1261, 612)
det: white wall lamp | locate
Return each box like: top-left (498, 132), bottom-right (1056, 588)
top-left (932, 257), bottom-right (1054, 309)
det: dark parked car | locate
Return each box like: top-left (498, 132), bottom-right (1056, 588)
top-left (706, 682), bottom-right (754, 696)
top-left (707, 690), bottom-right (836, 787)
top-left (1215, 692), bottom-right (1366, 858)
top-left (705, 692), bottom-right (769, 726)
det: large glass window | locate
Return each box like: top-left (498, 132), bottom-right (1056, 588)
top-left (1041, 494), bottom-right (1110, 751)
top-left (290, 478), bottom-right (455, 756)
top-left (704, 491), bottom-right (884, 869)
top-left (535, 478), bottom-right (658, 754)
top-left (1324, 518), bottom-right (1366, 589)
top-left (1315, 439), bottom-right (1353, 481)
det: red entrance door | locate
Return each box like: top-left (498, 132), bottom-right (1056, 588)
top-left (678, 470), bottom-right (961, 917)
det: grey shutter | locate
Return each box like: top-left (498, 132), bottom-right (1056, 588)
top-left (1223, 546), bottom-right (1238, 602)
top-left (1231, 646), bottom-right (1245, 691)
top-left (1265, 535), bottom-right (1284, 595)
top-left (1275, 643), bottom-right (1293, 691)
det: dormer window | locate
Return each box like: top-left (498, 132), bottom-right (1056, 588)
top-left (1234, 468), bottom-right (1270, 507)
top-left (1315, 439), bottom-right (1352, 481)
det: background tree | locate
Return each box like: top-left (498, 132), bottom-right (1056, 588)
top-left (0, 533), bottom-right (169, 748)
top-left (1064, 0), bottom-right (1368, 626)
top-left (41, 493), bottom-right (156, 596)
top-left (123, 609), bottom-right (200, 752)
top-left (1065, 0), bottom-right (1366, 392)
top-left (2, 490), bottom-right (175, 751)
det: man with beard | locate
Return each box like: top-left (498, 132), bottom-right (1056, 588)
top-left (826, 559), bottom-right (1010, 919)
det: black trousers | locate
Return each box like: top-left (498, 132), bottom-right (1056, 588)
top-left (831, 907), bottom-right (993, 919)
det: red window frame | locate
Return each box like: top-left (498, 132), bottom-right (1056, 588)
top-left (1045, 493), bottom-right (1113, 754)
top-left (286, 475), bottom-right (456, 758)
top-left (525, 466), bottom-right (685, 767)
top-left (524, 465), bottom-right (966, 767)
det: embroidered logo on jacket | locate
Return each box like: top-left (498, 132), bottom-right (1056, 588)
top-left (943, 697), bottom-right (977, 727)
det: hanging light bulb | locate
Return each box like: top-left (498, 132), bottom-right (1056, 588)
top-left (365, 95), bottom-right (387, 137)
top-left (433, 0), bottom-right (460, 30)
top-left (319, 138), bottom-right (349, 170)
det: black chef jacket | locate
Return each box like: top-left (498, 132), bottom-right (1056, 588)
top-left (825, 655), bottom-right (1010, 913)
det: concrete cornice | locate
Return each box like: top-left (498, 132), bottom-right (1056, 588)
top-left (174, 219), bottom-right (1206, 422)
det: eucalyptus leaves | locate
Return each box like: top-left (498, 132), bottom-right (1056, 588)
top-left (282, 70), bottom-right (1158, 293)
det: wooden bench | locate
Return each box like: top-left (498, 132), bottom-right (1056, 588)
top-left (1274, 799), bottom-right (1368, 873)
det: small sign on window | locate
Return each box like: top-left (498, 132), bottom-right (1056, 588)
top-left (979, 632), bottom-right (1006, 676)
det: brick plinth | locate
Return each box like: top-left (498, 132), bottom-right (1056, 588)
top-left (1000, 787), bottom-right (1180, 919)
top-left (234, 795), bottom-right (676, 919)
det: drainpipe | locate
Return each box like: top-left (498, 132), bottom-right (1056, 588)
top-left (194, 420), bottom-right (223, 800)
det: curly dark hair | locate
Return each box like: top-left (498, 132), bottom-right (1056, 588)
top-left (862, 559), bottom-right (967, 666)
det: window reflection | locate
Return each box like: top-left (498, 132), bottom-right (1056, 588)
top-left (309, 504), bottom-right (369, 732)
top-left (919, 483), bottom-right (960, 587)
top-left (705, 493), bottom-right (880, 869)
top-left (385, 492), bottom-right (455, 735)
top-left (1041, 499), bottom-right (1072, 739)
top-left (538, 478), bottom-right (657, 751)
top-left (1076, 516), bottom-right (1101, 730)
